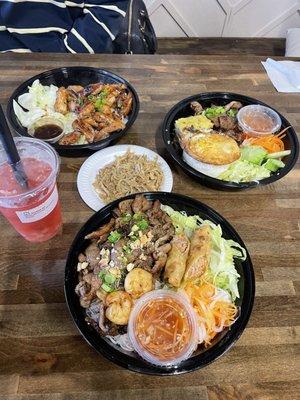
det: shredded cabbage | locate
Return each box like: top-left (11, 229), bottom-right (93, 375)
top-left (161, 205), bottom-right (202, 238)
top-left (13, 100), bottom-right (45, 127)
top-left (19, 79), bottom-right (58, 111)
top-left (205, 223), bottom-right (246, 300)
top-left (161, 205), bottom-right (246, 300)
top-left (218, 160), bottom-right (271, 183)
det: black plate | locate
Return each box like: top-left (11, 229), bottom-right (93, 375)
top-left (7, 67), bottom-right (139, 157)
top-left (162, 92), bottom-right (299, 190)
top-left (64, 192), bottom-right (255, 375)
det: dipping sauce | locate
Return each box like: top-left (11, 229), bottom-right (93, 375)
top-left (128, 290), bottom-right (198, 366)
top-left (242, 113), bottom-right (274, 132)
top-left (34, 124), bottom-right (63, 140)
top-left (237, 104), bottom-right (281, 137)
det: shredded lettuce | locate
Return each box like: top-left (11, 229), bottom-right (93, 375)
top-left (161, 205), bottom-right (246, 300)
top-left (218, 160), bottom-right (271, 183)
top-left (19, 79), bottom-right (58, 111)
top-left (205, 224), bottom-right (246, 301)
top-left (160, 205), bottom-right (202, 238)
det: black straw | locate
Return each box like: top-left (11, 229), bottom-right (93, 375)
top-left (0, 105), bottom-right (29, 189)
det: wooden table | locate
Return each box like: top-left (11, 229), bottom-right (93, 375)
top-left (0, 53), bottom-right (299, 400)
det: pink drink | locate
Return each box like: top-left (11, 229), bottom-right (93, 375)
top-left (0, 138), bottom-right (62, 242)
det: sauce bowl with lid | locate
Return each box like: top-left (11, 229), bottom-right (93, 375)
top-left (128, 290), bottom-right (199, 367)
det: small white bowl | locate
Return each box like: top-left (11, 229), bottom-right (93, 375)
top-left (27, 116), bottom-right (65, 143)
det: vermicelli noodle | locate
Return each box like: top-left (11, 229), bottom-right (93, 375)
top-left (93, 151), bottom-right (163, 203)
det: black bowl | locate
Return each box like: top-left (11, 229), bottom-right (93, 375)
top-left (64, 192), bottom-right (255, 375)
top-left (162, 92), bottom-right (299, 190)
top-left (7, 67), bottom-right (139, 157)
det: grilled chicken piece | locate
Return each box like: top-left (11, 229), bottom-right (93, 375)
top-left (76, 119), bottom-right (95, 143)
top-left (79, 102), bottom-right (95, 118)
top-left (91, 83), bottom-right (104, 95)
top-left (132, 195), bottom-right (153, 213)
top-left (96, 119), bottom-right (125, 139)
top-left (224, 101), bottom-right (243, 111)
top-left (59, 131), bottom-right (81, 145)
top-left (82, 116), bottom-right (99, 128)
top-left (190, 101), bottom-right (203, 115)
top-left (54, 87), bottom-right (68, 115)
top-left (118, 92), bottom-right (132, 116)
top-left (67, 85), bottom-right (84, 93)
top-left (85, 218), bottom-right (115, 240)
top-left (218, 115), bottom-right (237, 131)
top-left (118, 199), bottom-right (133, 214)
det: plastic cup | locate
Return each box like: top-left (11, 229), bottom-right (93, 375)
top-left (0, 137), bottom-right (62, 242)
top-left (237, 104), bottom-right (281, 137)
top-left (128, 290), bottom-right (198, 367)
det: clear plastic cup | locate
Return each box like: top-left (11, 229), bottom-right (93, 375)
top-left (128, 290), bottom-right (198, 367)
top-left (0, 137), bottom-right (62, 242)
top-left (237, 104), bottom-right (281, 137)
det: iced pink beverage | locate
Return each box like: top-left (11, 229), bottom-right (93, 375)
top-left (0, 138), bottom-right (62, 242)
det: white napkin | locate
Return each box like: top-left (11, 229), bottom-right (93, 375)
top-left (262, 58), bottom-right (300, 93)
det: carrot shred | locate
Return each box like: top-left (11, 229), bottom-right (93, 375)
top-left (183, 281), bottom-right (237, 346)
top-left (243, 126), bottom-right (290, 153)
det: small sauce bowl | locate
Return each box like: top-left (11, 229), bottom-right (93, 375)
top-left (237, 104), bottom-right (281, 137)
top-left (28, 116), bottom-right (65, 143)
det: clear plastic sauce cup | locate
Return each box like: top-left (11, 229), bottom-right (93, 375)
top-left (128, 289), bottom-right (198, 367)
top-left (237, 104), bottom-right (281, 137)
top-left (0, 137), bottom-right (62, 242)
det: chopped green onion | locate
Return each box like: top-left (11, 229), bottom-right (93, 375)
top-left (133, 212), bottom-right (144, 221)
top-left (101, 283), bottom-right (114, 293)
top-left (122, 245), bottom-right (131, 254)
top-left (98, 270), bottom-right (106, 279)
top-left (108, 231), bottom-right (122, 243)
top-left (137, 219), bottom-right (149, 230)
top-left (121, 213), bottom-right (132, 223)
top-left (227, 108), bottom-right (238, 117)
top-left (104, 273), bottom-right (116, 284)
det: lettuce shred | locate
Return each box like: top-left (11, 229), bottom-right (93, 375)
top-left (161, 205), bottom-right (246, 300)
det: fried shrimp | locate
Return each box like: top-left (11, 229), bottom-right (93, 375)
top-left (124, 268), bottom-right (154, 299)
top-left (105, 291), bottom-right (132, 325)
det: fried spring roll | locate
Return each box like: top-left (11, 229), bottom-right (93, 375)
top-left (184, 225), bottom-right (211, 282)
top-left (164, 233), bottom-right (190, 288)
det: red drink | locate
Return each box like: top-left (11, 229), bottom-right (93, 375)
top-left (0, 138), bottom-right (62, 242)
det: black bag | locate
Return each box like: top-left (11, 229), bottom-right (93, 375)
top-left (113, 0), bottom-right (157, 54)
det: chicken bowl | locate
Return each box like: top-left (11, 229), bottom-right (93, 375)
top-left (64, 192), bottom-right (255, 375)
top-left (7, 67), bottom-right (139, 156)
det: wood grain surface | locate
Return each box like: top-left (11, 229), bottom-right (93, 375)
top-left (157, 38), bottom-right (286, 56)
top-left (0, 53), bottom-right (299, 400)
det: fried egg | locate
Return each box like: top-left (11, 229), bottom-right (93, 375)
top-left (175, 114), bottom-right (214, 133)
top-left (185, 133), bottom-right (241, 165)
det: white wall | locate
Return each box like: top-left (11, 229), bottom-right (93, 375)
top-left (145, 0), bottom-right (300, 38)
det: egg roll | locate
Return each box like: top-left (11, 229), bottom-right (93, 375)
top-left (164, 233), bottom-right (190, 288)
top-left (184, 225), bottom-right (211, 282)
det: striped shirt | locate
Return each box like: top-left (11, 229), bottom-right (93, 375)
top-left (0, 0), bottom-right (128, 53)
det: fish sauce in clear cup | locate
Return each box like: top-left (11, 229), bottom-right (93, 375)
top-left (128, 290), bottom-right (198, 367)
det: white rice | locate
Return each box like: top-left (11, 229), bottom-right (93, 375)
top-left (183, 150), bottom-right (232, 178)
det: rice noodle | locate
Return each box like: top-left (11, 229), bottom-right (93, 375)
top-left (93, 150), bottom-right (164, 204)
top-left (106, 333), bottom-right (135, 352)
